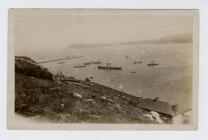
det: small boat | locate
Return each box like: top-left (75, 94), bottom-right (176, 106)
top-left (134, 61), bottom-right (142, 64)
top-left (74, 65), bottom-right (87, 68)
top-left (93, 61), bottom-right (101, 64)
top-left (84, 62), bottom-right (92, 65)
top-left (131, 71), bottom-right (136, 73)
top-left (147, 60), bottom-right (159, 67)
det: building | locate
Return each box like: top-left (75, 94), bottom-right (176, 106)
top-left (137, 98), bottom-right (178, 119)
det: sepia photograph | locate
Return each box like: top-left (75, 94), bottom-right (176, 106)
top-left (7, 9), bottom-right (198, 130)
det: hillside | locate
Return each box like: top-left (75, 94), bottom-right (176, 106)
top-left (15, 56), bottom-right (173, 123)
top-left (15, 56), bottom-right (53, 80)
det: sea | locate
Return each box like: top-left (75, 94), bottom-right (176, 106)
top-left (30, 43), bottom-right (193, 113)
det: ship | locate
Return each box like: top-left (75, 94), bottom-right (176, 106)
top-left (97, 63), bottom-right (122, 70)
top-left (147, 60), bottom-right (159, 67)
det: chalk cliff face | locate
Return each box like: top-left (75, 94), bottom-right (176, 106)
top-left (15, 56), bottom-right (172, 124)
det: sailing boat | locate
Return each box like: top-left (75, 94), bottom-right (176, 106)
top-left (147, 60), bottom-right (159, 67)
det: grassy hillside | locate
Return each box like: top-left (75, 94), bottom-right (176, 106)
top-left (15, 56), bottom-right (172, 123)
top-left (15, 56), bottom-right (53, 80)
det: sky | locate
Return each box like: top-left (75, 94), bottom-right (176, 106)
top-left (13, 10), bottom-right (194, 55)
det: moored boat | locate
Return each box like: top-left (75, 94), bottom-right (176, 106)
top-left (147, 60), bottom-right (159, 67)
top-left (93, 61), bottom-right (101, 64)
top-left (97, 63), bottom-right (122, 70)
top-left (134, 61), bottom-right (142, 64)
top-left (97, 66), bottom-right (122, 70)
top-left (84, 62), bottom-right (92, 65)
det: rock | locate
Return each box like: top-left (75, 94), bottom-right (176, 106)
top-left (73, 93), bottom-right (82, 98)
